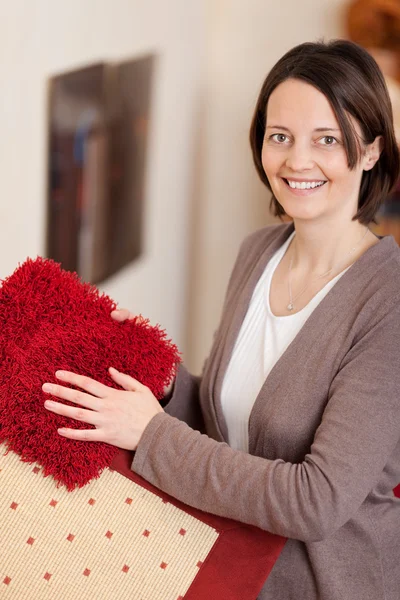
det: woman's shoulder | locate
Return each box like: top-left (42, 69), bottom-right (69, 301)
top-left (237, 221), bottom-right (294, 259)
top-left (341, 234), bottom-right (400, 331)
top-left (223, 222), bottom-right (293, 305)
top-left (365, 234), bottom-right (400, 291)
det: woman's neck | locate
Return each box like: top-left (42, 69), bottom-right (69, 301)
top-left (289, 219), bottom-right (377, 276)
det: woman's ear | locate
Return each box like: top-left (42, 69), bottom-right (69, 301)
top-left (363, 135), bottom-right (384, 171)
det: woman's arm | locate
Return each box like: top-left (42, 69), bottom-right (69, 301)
top-left (132, 301), bottom-right (400, 542)
top-left (111, 309), bottom-right (205, 432)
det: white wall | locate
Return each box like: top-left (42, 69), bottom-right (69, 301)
top-left (0, 0), bottom-right (204, 350)
top-left (185, 0), bottom-right (349, 372)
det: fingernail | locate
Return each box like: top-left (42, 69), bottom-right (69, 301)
top-left (44, 400), bottom-right (54, 406)
top-left (42, 383), bottom-right (53, 392)
top-left (55, 371), bottom-right (65, 378)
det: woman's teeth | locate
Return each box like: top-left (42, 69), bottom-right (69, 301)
top-left (286, 180), bottom-right (326, 190)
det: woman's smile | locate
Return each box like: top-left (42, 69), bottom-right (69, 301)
top-left (281, 177), bottom-right (328, 196)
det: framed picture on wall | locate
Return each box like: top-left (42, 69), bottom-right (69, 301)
top-left (46, 55), bottom-right (155, 283)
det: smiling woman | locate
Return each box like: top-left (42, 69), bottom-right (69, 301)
top-left (43, 40), bottom-right (400, 600)
top-left (259, 79), bottom-right (377, 239)
top-left (250, 40), bottom-right (399, 225)
top-left (248, 41), bottom-right (399, 318)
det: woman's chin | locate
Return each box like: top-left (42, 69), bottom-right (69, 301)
top-left (278, 203), bottom-right (322, 222)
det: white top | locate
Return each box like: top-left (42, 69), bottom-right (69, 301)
top-left (220, 231), bottom-right (350, 452)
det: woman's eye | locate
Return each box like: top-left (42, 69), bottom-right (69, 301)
top-left (270, 133), bottom-right (289, 143)
top-left (320, 136), bottom-right (338, 146)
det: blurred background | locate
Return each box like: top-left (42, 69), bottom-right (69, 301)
top-left (0, 0), bottom-right (399, 374)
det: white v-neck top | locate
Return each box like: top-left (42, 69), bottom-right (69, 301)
top-left (220, 231), bottom-right (350, 452)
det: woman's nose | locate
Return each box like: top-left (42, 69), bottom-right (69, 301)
top-left (285, 143), bottom-right (314, 172)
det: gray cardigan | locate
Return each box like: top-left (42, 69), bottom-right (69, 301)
top-left (133, 222), bottom-right (400, 600)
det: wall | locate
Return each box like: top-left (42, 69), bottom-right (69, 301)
top-left (185, 0), bottom-right (349, 372)
top-left (0, 0), bottom-right (204, 350)
top-left (0, 0), bottom-right (352, 372)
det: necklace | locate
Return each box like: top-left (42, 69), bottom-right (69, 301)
top-left (287, 226), bottom-right (369, 312)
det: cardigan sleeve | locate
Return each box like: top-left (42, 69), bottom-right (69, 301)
top-left (132, 301), bottom-right (400, 542)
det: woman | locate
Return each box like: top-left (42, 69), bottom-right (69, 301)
top-left (43, 40), bottom-right (400, 599)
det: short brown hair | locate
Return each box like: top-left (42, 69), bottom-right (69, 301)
top-left (249, 39), bottom-right (400, 224)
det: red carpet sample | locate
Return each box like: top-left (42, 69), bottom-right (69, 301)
top-left (0, 444), bottom-right (286, 599)
top-left (0, 257), bottom-right (180, 490)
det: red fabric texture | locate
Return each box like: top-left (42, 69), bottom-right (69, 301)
top-left (394, 484), bottom-right (400, 498)
top-left (0, 257), bottom-right (180, 490)
top-left (112, 450), bottom-right (286, 599)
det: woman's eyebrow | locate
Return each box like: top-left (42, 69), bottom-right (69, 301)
top-left (313, 127), bottom-right (341, 132)
top-left (265, 125), bottom-right (291, 131)
top-left (266, 125), bottom-right (340, 132)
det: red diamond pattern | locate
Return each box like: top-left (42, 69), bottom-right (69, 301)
top-left (44, 572), bottom-right (52, 581)
top-left (27, 537), bottom-right (35, 545)
top-left (88, 498), bottom-right (96, 506)
top-left (143, 529), bottom-right (150, 537)
top-left (125, 497), bottom-right (132, 505)
top-left (105, 530), bottom-right (113, 539)
top-left (3, 577), bottom-right (11, 585)
top-left (10, 502), bottom-right (18, 510)
top-left (160, 562), bottom-right (168, 570)
top-left (67, 534), bottom-right (75, 542)
top-left (49, 499), bottom-right (57, 508)
top-left (179, 528), bottom-right (186, 536)
top-left (122, 564), bottom-right (130, 573)
top-left (196, 561), bottom-right (203, 568)
top-left (83, 569), bottom-right (91, 577)
top-left (32, 466), bottom-right (40, 474)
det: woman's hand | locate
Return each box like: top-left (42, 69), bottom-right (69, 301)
top-left (112, 308), bottom-right (176, 397)
top-left (111, 308), bottom-right (135, 323)
top-left (42, 368), bottom-right (164, 451)
top-left (111, 308), bottom-right (146, 325)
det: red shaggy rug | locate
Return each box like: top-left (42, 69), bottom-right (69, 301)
top-left (0, 257), bottom-right (180, 491)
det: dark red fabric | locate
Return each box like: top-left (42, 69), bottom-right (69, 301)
top-left (112, 450), bottom-right (286, 599)
top-left (394, 484), bottom-right (400, 498)
top-left (0, 257), bottom-right (180, 490)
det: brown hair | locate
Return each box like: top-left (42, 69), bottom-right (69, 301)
top-left (249, 39), bottom-right (400, 224)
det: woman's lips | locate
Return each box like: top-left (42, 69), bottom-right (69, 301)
top-left (281, 178), bottom-right (327, 196)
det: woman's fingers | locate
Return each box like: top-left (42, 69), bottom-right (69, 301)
top-left (109, 367), bottom-right (146, 392)
top-left (54, 371), bottom-right (108, 398)
top-left (57, 427), bottom-right (104, 442)
top-left (111, 309), bottom-right (146, 325)
top-left (111, 308), bottom-right (132, 322)
top-left (42, 381), bottom-right (101, 410)
top-left (44, 399), bottom-right (100, 426)
top-left (42, 366), bottom-right (160, 450)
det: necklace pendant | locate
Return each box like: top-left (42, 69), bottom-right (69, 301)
top-left (287, 303), bottom-right (294, 311)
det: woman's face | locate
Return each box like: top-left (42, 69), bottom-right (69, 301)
top-left (261, 78), bottom-right (376, 224)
